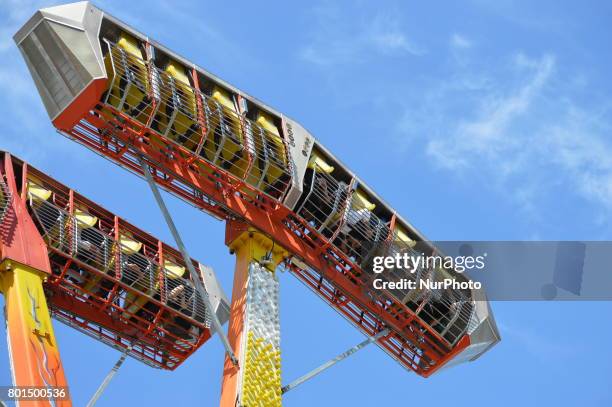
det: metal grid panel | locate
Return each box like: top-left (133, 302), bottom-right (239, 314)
top-left (30, 199), bottom-right (210, 328)
top-left (19, 173), bottom-right (213, 370)
top-left (44, 42), bottom-right (478, 374)
top-left (63, 109), bottom-right (465, 375)
top-left (296, 168), bottom-right (474, 344)
top-left (0, 177), bottom-right (11, 224)
top-left (103, 42), bottom-right (293, 200)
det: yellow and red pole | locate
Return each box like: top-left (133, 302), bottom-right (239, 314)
top-left (220, 222), bottom-right (286, 407)
top-left (0, 153), bottom-right (70, 406)
top-left (0, 261), bottom-right (70, 406)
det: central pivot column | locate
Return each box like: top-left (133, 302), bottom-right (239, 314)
top-left (0, 261), bottom-right (70, 407)
top-left (0, 154), bottom-right (70, 406)
top-left (220, 222), bottom-right (287, 407)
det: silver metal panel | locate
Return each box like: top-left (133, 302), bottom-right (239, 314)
top-left (14, 2), bottom-right (500, 370)
top-left (282, 116), bottom-right (315, 209)
top-left (14, 1), bottom-right (104, 121)
top-left (440, 289), bottom-right (500, 370)
top-left (467, 290), bottom-right (501, 357)
top-left (199, 263), bottom-right (231, 325)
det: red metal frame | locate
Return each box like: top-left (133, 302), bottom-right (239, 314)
top-left (1, 153), bottom-right (51, 273)
top-left (53, 86), bottom-right (471, 376)
top-left (2, 153), bottom-right (214, 370)
top-left (0, 153), bottom-right (71, 406)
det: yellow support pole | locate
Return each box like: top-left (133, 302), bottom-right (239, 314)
top-left (0, 260), bottom-right (70, 407)
top-left (220, 226), bottom-right (286, 407)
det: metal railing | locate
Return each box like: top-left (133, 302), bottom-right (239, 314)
top-left (0, 177), bottom-right (11, 225)
top-left (296, 167), bottom-right (473, 345)
top-left (28, 198), bottom-right (210, 330)
top-left (103, 41), bottom-right (293, 200)
top-left (95, 39), bottom-right (472, 352)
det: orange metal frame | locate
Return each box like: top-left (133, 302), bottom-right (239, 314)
top-left (56, 83), bottom-right (470, 376)
top-left (0, 153), bottom-right (71, 406)
top-left (219, 233), bottom-right (250, 407)
top-left (220, 227), bottom-right (288, 406)
top-left (1, 153), bottom-right (214, 370)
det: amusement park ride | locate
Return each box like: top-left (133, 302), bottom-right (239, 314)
top-left (2, 2), bottom-right (500, 405)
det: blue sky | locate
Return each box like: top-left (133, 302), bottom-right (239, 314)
top-left (1, 0), bottom-right (611, 405)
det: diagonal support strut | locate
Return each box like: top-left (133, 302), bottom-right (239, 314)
top-left (86, 345), bottom-right (131, 407)
top-left (282, 328), bottom-right (390, 394)
top-left (138, 157), bottom-right (238, 366)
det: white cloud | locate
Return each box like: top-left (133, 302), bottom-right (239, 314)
top-left (370, 31), bottom-right (422, 55)
top-left (397, 52), bottom-right (612, 214)
top-left (450, 33), bottom-right (472, 50)
top-left (468, 0), bottom-right (566, 33)
top-left (427, 54), bottom-right (554, 169)
top-left (368, 13), bottom-right (424, 56)
top-left (540, 107), bottom-right (612, 208)
top-left (299, 5), bottom-right (423, 67)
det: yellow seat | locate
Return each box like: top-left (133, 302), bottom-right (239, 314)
top-left (26, 179), bottom-right (67, 249)
top-left (352, 189), bottom-right (376, 211)
top-left (103, 32), bottom-right (151, 124)
top-left (162, 61), bottom-right (199, 150)
top-left (307, 152), bottom-right (334, 174)
top-left (298, 152), bottom-right (339, 229)
top-left (334, 188), bottom-right (376, 238)
top-left (163, 259), bottom-right (191, 314)
top-left (395, 225), bottom-right (417, 248)
top-left (248, 112), bottom-right (288, 194)
top-left (201, 86), bottom-right (247, 178)
top-left (164, 259), bottom-right (186, 279)
top-left (123, 278), bottom-right (159, 319)
top-left (119, 232), bottom-right (143, 255)
top-left (75, 208), bottom-right (116, 294)
top-left (81, 246), bottom-right (117, 294)
top-left (74, 208), bottom-right (98, 228)
top-left (26, 179), bottom-right (52, 202)
top-left (121, 246), bottom-right (161, 319)
top-left (122, 258), bottom-right (185, 320)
